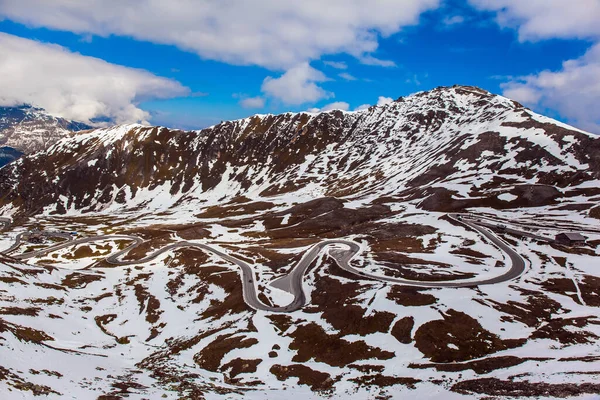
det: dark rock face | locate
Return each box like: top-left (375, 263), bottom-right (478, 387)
top-left (0, 85), bottom-right (598, 216)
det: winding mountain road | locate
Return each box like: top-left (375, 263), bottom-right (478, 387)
top-left (0, 213), bottom-right (531, 312)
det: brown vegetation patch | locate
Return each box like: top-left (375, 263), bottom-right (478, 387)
top-left (451, 377), bottom-right (600, 397)
top-left (195, 201), bottom-right (275, 219)
top-left (387, 286), bottom-right (437, 306)
top-left (450, 248), bottom-right (489, 259)
top-left (391, 317), bottom-right (414, 344)
top-left (267, 315), bottom-right (294, 333)
top-left (61, 272), bottom-right (103, 288)
top-left (234, 246), bottom-right (301, 272)
top-left (0, 306), bottom-right (41, 316)
top-left (376, 253), bottom-right (476, 281)
top-left (531, 316), bottom-right (598, 344)
top-left (34, 282), bottom-right (66, 291)
top-left (542, 275), bottom-right (600, 307)
top-left (194, 334), bottom-right (258, 372)
top-left (476, 290), bottom-right (562, 327)
top-left (288, 322), bottom-right (394, 367)
top-left (0, 276), bottom-right (28, 285)
top-left (350, 375), bottom-right (420, 389)
top-left (222, 358), bottom-right (262, 379)
top-left (414, 310), bottom-right (525, 363)
top-left (0, 366), bottom-right (60, 396)
top-left (270, 364), bottom-right (333, 391)
top-left (410, 356), bottom-right (550, 374)
top-left (0, 318), bottom-right (54, 343)
top-left (306, 268), bottom-right (394, 336)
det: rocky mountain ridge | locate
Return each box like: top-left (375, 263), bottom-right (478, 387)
top-left (0, 104), bottom-right (90, 155)
top-left (0, 85), bottom-right (598, 219)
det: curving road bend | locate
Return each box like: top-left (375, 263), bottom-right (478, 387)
top-left (0, 213), bottom-right (530, 312)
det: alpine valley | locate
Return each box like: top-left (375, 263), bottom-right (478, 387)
top-left (1, 86), bottom-right (599, 399)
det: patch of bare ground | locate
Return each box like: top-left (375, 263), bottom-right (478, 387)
top-left (63, 244), bottom-right (106, 260)
top-left (166, 248), bottom-right (250, 318)
top-left (0, 366), bottom-right (60, 396)
top-left (61, 272), bottom-right (103, 289)
top-left (200, 267), bottom-right (250, 319)
top-left (414, 310), bottom-right (525, 363)
top-left (376, 254), bottom-right (476, 281)
top-left (391, 317), bottom-right (414, 344)
top-left (350, 375), bottom-right (421, 389)
top-left (122, 236), bottom-right (173, 261)
top-left (387, 286), bottom-right (437, 306)
top-left (0, 318), bottom-right (54, 343)
top-left (304, 261), bottom-right (395, 336)
top-left (267, 314), bottom-right (293, 333)
top-left (94, 314), bottom-right (130, 344)
top-left (451, 378), bottom-right (600, 397)
top-left (261, 237), bottom-right (320, 249)
top-left (195, 201), bottom-right (276, 219)
top-left (270, 364), bottom-right (334, 391)
top-left (0, 306), bottom-right (41, 316)
top-left (194, 334), bottom-right (258, 372)
top-left (229, 246), bottom-right (302, 272)
top-left (410, 356), bottom-right (550, 374)
top-left (542, 275), bottom-right (600, 307)
top-left (222, 358), bottom-right (262, 379)
top-left (33, 282), bottom-right (65, 291)
top-left (348, 364), bottom-right (385, 373)
top-left (249, 199), bottom-right (392, 239)
top-left (450, 248), bottom-right (489, 259)
top-left (124, 273), bottom-right (163, 341)
top-left (0, 276), bottom-right (28, 285)
top-left (288, 322), bottom-right (394, 367)
top-left (165, 250), bottom-right (210, 301)
top-left (477, 289), bottom-right (598, 344)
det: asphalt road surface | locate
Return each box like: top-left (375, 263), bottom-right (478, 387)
top-left (0, 213), bottom-right (532, 312)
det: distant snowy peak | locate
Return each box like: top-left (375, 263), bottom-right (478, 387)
top-left (1, 85), bottom-right (599, 216)
top-left (0, 104), bottom-right (91, 154)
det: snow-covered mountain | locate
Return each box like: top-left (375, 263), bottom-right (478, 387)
top-left (0, 105), bottom-right (90, 155)
top-left (1, 86), bottom-right (599, 399)
top-left (1, 85), bottom-right (598, 218)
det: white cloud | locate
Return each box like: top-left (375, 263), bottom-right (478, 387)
top-left (501, 43), bottom-right (600, 133)
top-left (355, 104), bottom-right (371, 111)
top-left (443, 15), bottom-right (465, 26)
top-left (239, 96), bottom-right (265, 109)
top-left (262, 63), bottom-right (332, 105)
top-left (323, 61), bottom-right (348, 70)
top-left (377, 96), bottom-right (395, 106)
top-left (321, 102), bottom-right (350, 111)
top-left (469, 0), bottom-right (600, 41)
top-left (0, 33), bottom-right (189, 124)
top-left (0, 0), bottom-right (439, 70)
top-left (338, 72), bottom-right (357, 81)
top-left (359, 55), bottom-right (397, 68)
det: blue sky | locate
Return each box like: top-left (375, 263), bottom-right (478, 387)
top-left (0, 1), bottom-right (599, 132)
